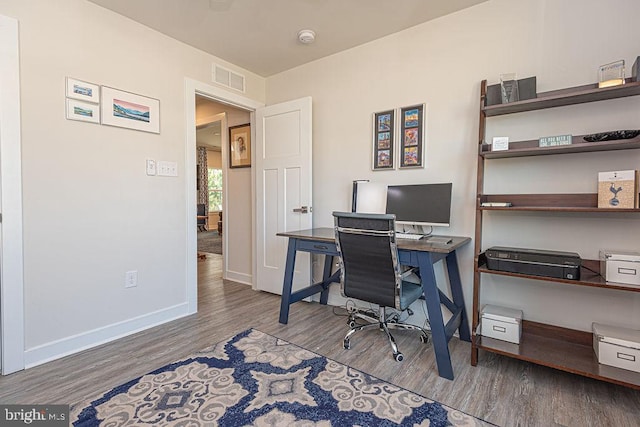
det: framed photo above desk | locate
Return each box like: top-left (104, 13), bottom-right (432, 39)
top-left (372, 109), bottom-right (395, 170)
top-left (399, 104), bottom-right (425, 168)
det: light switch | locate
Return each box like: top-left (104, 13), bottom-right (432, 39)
top-left (168, 162), bottom-right (178, 176)
top-left (157, 161), bottom-right (168, 176)
top-left (146, 159), bottom-right (156, 176)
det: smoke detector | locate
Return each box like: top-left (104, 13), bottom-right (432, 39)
top-left (297, 29), bottom-right (316, 44)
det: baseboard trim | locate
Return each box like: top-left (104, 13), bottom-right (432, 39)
top-left (24, 303), bottom-right (190, 368)
top-left (225, 270), bottom-right (251, 286)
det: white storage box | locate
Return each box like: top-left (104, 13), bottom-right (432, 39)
top-left (593, 322), bottom-right (640, 373)
top-left (600, 250), bottom-right (640, 286)
top-left (481, 304), bottom-right (523, 344)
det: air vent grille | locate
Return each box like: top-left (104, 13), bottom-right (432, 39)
top-left (212, 64), bottom-right (245, 92)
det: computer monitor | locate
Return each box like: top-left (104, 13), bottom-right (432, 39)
top-left (352, 181), bottom-right (388, 214)
top-left (385, 183), bottom-right (452, 227)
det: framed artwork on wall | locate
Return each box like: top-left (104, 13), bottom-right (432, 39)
top-left (65, 98), bottom-right (100, 124)
top-left (229, 123), bottom-right (251, 168)
top-left (101, 86), bottom-right (160, 133)
top-left (399, 104), bottom-right (425, 168)
top-left (372, 109), bottom-right (395, 170)
top-left (66, 77), bottom-right (100, 103)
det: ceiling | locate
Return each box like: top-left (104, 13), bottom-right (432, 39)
top-left (196, 121), bottom-right (221, 150)
top-left (87, 0), bottom-right (487, 77)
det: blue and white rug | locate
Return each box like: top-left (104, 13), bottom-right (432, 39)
top-left (71, 329), bottom-right (494, 426)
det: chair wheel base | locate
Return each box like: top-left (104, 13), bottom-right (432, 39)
top-left (394, 352), bottom-right (404, 362)
top-left (343, 339), bottom-right (351, 350)
top-left (420, 334), bottom-right (429, 344)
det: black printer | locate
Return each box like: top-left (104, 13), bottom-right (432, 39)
top-left (485, 246), bottom-right (581, 280)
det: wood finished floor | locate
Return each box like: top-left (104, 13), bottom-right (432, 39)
top-left (1, 254), bottom-right (639, 426)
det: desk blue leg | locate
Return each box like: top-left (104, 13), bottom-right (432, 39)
top-left (279, 238), bottom-right (298, 324)
top-left (446, 252), bottom-right (471, 342)
top-left (418, 252), bottom-right (454, 380)
top-left (320, 255), bottom-right (333, 305)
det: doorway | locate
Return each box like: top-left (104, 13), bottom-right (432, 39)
top-left (195, 110), bottom-right (225, 257)
top-left (184, 78), bottom-right (263, 314)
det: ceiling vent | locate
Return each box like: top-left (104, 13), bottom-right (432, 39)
top-left (212, 63), bottom-right (245, 93)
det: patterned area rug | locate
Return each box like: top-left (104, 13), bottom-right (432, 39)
top-left (71, 329), bottom-right (494, 426)
top-left (197, 230), bottom-right (222, 255)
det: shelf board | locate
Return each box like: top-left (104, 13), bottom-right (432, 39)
top-left (478, 193), bottom-right (640, 212)
top-left (477, 259), bottom-right (640, 293)
top-left (482, 79), bottom-right (640, 116)
top-left (473, 320), bottom-right (640, 389)
top-left (480, 135), bottom-right (640, 159)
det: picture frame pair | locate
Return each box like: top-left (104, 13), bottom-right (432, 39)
top-left (65, 77), bottom-right (160, 134)
top-left (372, 104), bottom-right (425, 170)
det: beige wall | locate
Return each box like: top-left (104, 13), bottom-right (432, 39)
top-left (0, 0), bottom-right (264, 365)
top-left (266, 0), bottom-right (640, 331)
top-left (207, 150), bottom-right (222, 169)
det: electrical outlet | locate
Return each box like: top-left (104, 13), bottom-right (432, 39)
top-left (125, 270), bottom-right (138, 288)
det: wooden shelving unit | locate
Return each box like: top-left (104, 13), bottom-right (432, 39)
top-left (475, 321), bottom-right (640, 389)
top-left (472, 79), bottom-right (640, 390)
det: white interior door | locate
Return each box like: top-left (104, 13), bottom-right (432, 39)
top-left (255, 97), bottom-right (312, 294)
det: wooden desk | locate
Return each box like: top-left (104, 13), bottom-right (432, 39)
top-left (277, 227), bottom-right (471, 380)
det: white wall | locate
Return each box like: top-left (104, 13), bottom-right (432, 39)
top-left (0, 0), bottom-right (265, 366)
top-left (265, 0), bottom-right (640, 332)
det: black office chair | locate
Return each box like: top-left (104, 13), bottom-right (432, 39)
top-left (333, 211), bottom-right (429, 361)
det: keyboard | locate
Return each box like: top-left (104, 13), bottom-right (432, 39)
top-left (396, 233), bottom-right (424, 240)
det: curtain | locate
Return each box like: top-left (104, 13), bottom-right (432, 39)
top-left (197, 147), bottom-right (209, 213)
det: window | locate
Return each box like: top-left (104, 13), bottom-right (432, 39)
top-left (208, 168), bottom-right (222, 212)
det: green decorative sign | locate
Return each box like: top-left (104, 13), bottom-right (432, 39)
top-left (539, 134), bottom-right (572, 147)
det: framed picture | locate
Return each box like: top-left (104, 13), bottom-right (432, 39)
top-left (229, 123), bottom-right (251, 168)
top-left (66, 98), bottom-right (100, 124)
top-left (399, 104), bottom-right (425, 168)
top-left (372, 110), bottom-right (395, 170)
top-left (101, 86), bottom-right (160, 133)
top-left (66, 77), bottom-right (100, 103)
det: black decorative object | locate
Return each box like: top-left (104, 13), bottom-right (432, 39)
top-left (583, 130), bottom-right (640, 142)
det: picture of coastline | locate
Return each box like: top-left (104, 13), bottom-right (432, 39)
top-left (66, 77), bottom-right (100, 103)
top-left (73, 84), bottom-right (93, 97)
top-left (113, 98), bottom-right (150, 123)
top-left (101, 86), bottom-right (160, 133)
top-left (66, 98), bottom-right (100, 124)
top-left (74, 106), bottom-right (94, 117)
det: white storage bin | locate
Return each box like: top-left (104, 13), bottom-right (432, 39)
top-left (593, 322), bottom-right (640, 373)
top-left (481, 304), bottom-right (522, 344)
top-left (600, 250), bottom-right (640, 286)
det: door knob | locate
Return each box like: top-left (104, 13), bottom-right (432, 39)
top-left (293, 206), bottom-right (310, 214)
